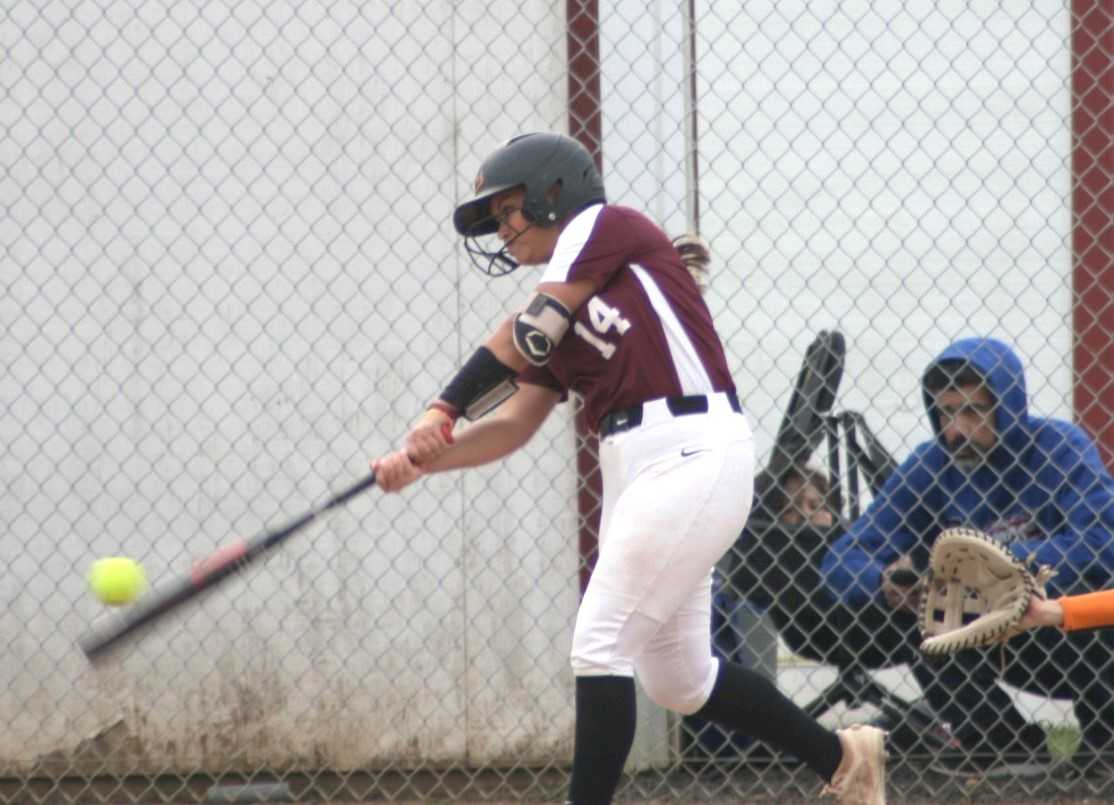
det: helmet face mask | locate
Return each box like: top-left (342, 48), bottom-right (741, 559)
top-left (454, 133), bottom-right (606, 277)
top-left (462, 228), bottom-right (521, 277)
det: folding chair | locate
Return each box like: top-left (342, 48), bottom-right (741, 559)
top-left (740, 331), bottom-right (953, 755)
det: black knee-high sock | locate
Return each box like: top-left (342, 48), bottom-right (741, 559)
top-left (692, 660), bottom-right (842, 781)
top-left (567, 675), bottom-right (637, 805)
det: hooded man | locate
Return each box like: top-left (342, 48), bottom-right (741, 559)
top-left (822, 337), bottom-right (1114, 779)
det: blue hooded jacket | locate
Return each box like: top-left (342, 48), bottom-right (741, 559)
top-left (821, 337), bottom-right (1114, 607)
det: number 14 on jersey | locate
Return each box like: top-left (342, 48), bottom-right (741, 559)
top-left (575, 297), bottom-right (631, 360)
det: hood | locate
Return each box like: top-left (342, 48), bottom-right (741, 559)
top-left (922, 337), bottom-right (1029, 462)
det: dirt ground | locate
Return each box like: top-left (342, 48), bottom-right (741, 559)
top-left (7, 763), bottom-right (1112, 804)
top-left (335, 795), bottom-right (1114, 804)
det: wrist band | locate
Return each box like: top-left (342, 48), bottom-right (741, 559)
top-left (427, 401), bottom-right (459, 421)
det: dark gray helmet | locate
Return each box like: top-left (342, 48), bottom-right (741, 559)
top-left (453, 133), bottom-right (606, 276)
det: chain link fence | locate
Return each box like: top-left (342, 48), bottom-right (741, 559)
top-left (3, 1), bottom-right (1112, 802)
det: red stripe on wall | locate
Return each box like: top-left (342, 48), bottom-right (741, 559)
top-left (1071, 2), bottom-right (1114, 469)
top-left (567, 0), bottom-right (603, 594)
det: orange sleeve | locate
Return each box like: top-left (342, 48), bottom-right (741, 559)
top-left (1060, 590), bottom-right (1114, 632)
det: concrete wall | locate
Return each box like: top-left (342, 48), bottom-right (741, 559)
top-left (0, 0), bottom-right (580, 773)
top-left (690, 1), bottom-right (1073, 468)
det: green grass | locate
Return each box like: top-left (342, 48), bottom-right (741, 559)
top-left (1044, 723), bottom-right (1082, 759)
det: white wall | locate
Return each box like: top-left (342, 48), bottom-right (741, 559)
top-left (604, 1), bottom-right (1073, 474)
top-left (0, 0), bottom-right (579, 772)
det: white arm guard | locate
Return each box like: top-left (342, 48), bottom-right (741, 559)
top-left (512, 292), bottom-right (572, 366)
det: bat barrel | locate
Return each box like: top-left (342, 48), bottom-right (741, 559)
top-left (79, 575), bottom-right (198, 659)
top-left (78, 472), bottom-right (378, 661)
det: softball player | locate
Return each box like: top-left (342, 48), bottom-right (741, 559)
top-left (373, 132), bottom-right (885, 805)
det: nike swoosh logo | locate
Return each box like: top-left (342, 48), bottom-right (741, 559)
top-left (680, 447), bottom-right (710, 457)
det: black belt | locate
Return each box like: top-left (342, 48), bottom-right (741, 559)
top-left (598, 392), bottom-right (741, 437)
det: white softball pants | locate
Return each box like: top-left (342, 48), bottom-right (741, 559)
top-left (569, 392), bottom-right (755, 715)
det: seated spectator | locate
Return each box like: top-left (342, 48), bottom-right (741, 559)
top-left (683, 465), bottom-right (839, 762)
top-left (759, 463), bottom-right (835, 529)
top-left (736, 465), bottom-right (913, 672)
top-left (822, 336), bottom-right (1114, 778)
top-left (686, 461), bottom-right (931, 762)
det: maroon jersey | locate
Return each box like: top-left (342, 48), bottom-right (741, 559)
top-left (519, 204), bottom-right (736, 430)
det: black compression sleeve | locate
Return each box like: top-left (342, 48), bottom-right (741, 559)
top-left (439, 346), bottom-right (518, 419)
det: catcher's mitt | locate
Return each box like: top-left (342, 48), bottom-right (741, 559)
top-left (919, 527), bottom-right (1056, 655)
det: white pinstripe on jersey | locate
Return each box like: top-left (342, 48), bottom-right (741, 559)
top-left (629, 263), bottom-right (714, 395)
top-left (540, 204), bottom-right (604, 284)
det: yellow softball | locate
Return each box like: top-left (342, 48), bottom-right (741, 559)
top-left (87, 557), bottom-right (147, 606)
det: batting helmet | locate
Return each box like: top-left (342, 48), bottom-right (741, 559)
top-left (453, 133), bottom-right (606, 276)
